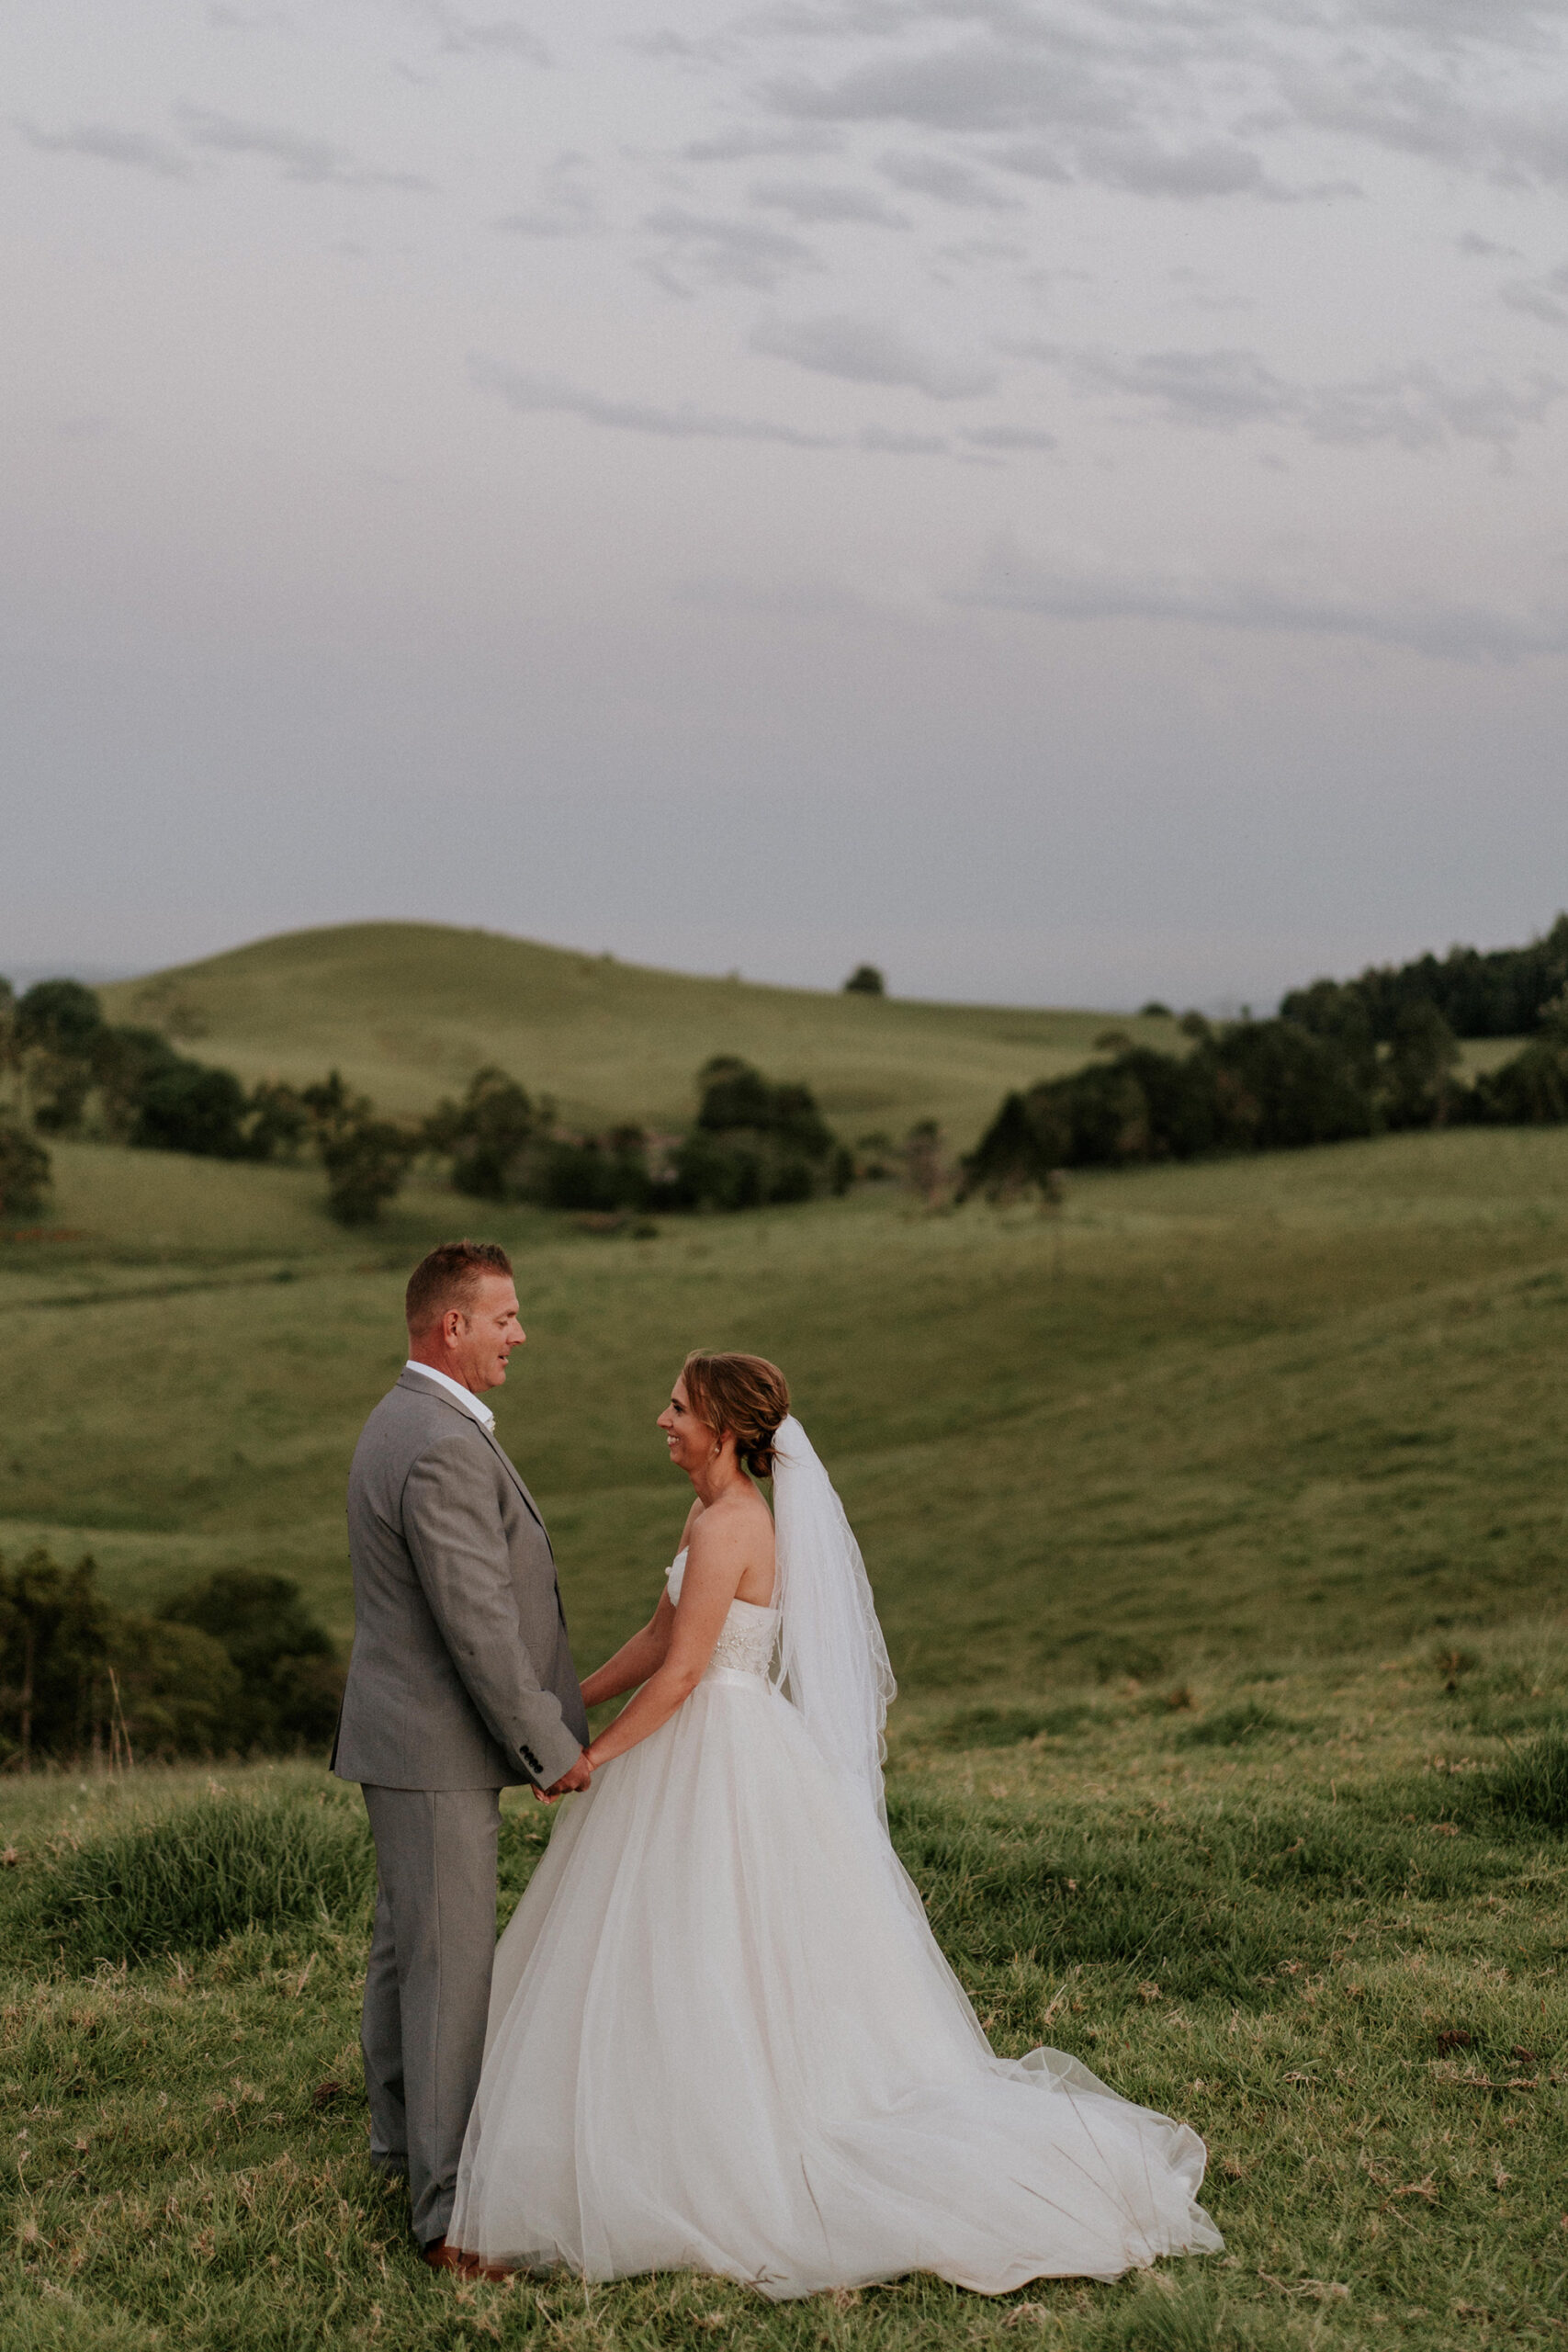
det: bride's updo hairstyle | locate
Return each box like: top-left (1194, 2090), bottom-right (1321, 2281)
top-left (682, 1351), bottom-right (790, 1479)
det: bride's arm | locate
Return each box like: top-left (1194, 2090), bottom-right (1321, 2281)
top-left (583, 1518), bottom-right (744, 1770)
top-left (577, 1501), bottom-right (705, 1710)
top-left (578, 1596), bottom-right (675, 1709)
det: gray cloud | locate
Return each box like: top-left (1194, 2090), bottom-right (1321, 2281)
top-left (858, 423), bottom-right (949, 452)
top-left (1278, 63), bottom-right (1568, 193)
top-left (1500, 264), bottom-right (1568, 326)
top-left (175, 104), bottom-right (434, 188)
top-left (964, 424), bottom-right (1057, 449)
top-left (208, 6), bottom-right (295, 27)
top-left (1457, 230), bottom-right (1523, 260)
top-left (682, 126), bottom-right (842, 162)
top-left (748, 6), bottom-right (1568, 213)
top-left (748, 176), bottom-right (909, 224)
top-left (876, 148), bottom-right (1021, 209)
top-left (494, 153), bottom-right (602, 237)
top-left (767, 40), bottom-right (1130, 138)
top-left (471, 357), bottom-right (986, 460)
top-left (424, 6), bottom-right (550, 62)
top-left (750, 311), bottom-right (998, 397)
top-left (954, 539), bottom-right (1568, 663)
top-left (468, 354), bottom-right (838, 446)
top-left (624, 30), bottom-right (735, 64)
top-left (765, 35), bottom-right (1310, 203)
top-left (1069, 136), bottom-right (1272, 200)
top-left (640, 204), bottom-right (819, 288)
top-left (16, 119), bottom-right (194, 178)
top-left (1011, 342), bottom-right (1565, 449)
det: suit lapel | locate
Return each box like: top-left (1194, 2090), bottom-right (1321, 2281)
top-left (479, 1423), bottom-right (552, 1552)
top-left (398, 1369), bottom-right (549, 1546)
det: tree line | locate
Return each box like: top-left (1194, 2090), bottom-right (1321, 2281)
top-left (0, 975), bottom-right (855, 1226)
top-left (0, 1551), bottom-right (343, 1768)
top-left (1281, 911), bottom-right (1568, 1043)
top-left (964, 981), bottom-right (1568, 1194)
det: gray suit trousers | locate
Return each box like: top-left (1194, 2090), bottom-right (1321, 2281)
top-left (360, 1784), bottom-right (501, 2248)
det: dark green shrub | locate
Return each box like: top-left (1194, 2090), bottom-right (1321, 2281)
top-left (843, 964), bottom-right (885, 995)
top-left (0, 1550), bottom-right (239, 1767)
top-left (1380, 1000), bottom-right (1461, 1130)
top-left (429, 1065), bottom-right (549, 1201)
top-left (542, 1130), bottom-right (651, 1213)
top-left (130, 1059), bottom-right (249, 1157)
top-left (159, 1570), bottom-right (344, 1751)
top-left (664, 1057), bottom-right (840, 1209)
top-left (1206, 1020), bottom-right (1373, 1151)
top-left (14, 978), bottom-right (105, 1057)
top-left (1472, 1035), bottom-right (1568, 1125)
top-left (670, 1127), bottom-right (767, 1211)
top-left (300, 1072), bottom-right (416, 1224)
top-left (319, 1114), bottom-right (416, 1224)
top-left (15, 979), bottom-right (106, 1135)
top-left (0, 1116), bottom-right (51, 1219)
top-left (92, 1025), bottom-right (186, 1140)
top-left (17, 1792), bottom-right (374, 1966)
top-left (695, 1057), bottom-right (835, 1160)
top-left (243, 1078), bottom-right (310, 1160)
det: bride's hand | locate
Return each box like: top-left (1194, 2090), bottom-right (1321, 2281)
top-left (536, 1753), bottom-right (593, 1802)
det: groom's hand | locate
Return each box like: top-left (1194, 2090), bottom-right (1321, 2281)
top-left (537, 1752), bottom-right (592, 1801)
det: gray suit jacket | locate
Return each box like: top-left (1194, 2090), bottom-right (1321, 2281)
top-left (332, 1369), bottom-right (588, 1792)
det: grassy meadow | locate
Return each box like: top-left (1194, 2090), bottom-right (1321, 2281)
top-left (4, 1107), bottom-right (1568, 2347)
top-left (96, 922), bottom-right (1186, 1143)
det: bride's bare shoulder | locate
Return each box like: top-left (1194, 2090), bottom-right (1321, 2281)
top-left (686, 1484), bottom-right (775, 1603)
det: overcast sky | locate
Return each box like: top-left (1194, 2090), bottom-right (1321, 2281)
top-left (4, 2), bottom-right (1567, 1012)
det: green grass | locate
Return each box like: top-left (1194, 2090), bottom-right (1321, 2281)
top-left (4, 1115), bottom-right (1568, 2344)
top-left (96, 920), bottom-right (1182, 1141)
top-left (3, 1662), bottom-right (1566, 2351)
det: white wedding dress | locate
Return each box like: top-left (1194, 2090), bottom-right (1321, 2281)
top-left (450, 1518), bottom-right (1221, 2297)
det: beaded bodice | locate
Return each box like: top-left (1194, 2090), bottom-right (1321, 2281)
top-left (667, 1549), bottom-right (780, 1681)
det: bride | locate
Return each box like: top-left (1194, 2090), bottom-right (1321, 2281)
top-left (449, 1352), bottom-right (1220, 2297)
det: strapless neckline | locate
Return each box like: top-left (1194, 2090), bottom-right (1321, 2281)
top-left (666, 1548), bottom-right (779, 1681)
top-left (667, 1547), bottom-right (779, 1617)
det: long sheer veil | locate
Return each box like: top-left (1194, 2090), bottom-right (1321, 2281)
top-left (769, 1415), bottom-right (897, 1826)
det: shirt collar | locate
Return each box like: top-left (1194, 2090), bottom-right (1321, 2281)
top-left (403, 1360), bottom-right (496, 1432)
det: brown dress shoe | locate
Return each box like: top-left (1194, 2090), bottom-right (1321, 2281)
top-left (421, 2239), bottom-right (510, 2282)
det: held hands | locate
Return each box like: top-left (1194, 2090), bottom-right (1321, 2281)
top-left (535, 1751), bottom-right (593, 1803)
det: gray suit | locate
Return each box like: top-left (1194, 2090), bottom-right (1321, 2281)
top-left (333, 1368), bottom-right (588, 2246)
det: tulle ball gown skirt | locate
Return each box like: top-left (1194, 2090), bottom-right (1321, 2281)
top-left (450, 1670), bottom-right (1221, 2299)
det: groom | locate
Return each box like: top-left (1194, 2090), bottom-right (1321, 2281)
top-left (333, 1238), bottom-right (591, 2268)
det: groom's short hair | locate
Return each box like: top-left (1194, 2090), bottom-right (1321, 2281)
top-left (405, 1239), bottom-right (513, 1336)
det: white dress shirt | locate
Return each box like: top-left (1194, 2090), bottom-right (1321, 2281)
top-left (403, 1360), bottom-right (496, 1433)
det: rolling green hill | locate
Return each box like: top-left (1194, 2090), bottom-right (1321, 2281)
top-left (98, 922), bottom-right (1179, 1145)
top-left (6, 1121), bottom-right (1568, 1682)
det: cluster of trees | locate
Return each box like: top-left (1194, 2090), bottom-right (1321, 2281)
top-left (0, 977), bottom-right (418, 1225)
top-left (964, 989), bottom-right (1568, 1193)
top-left (426, 1055), bottom-right (852, 1216)
top-left (1282, 912), bottom-right (1568, 1043)
top-left (0, 1551), bottom-right (343, 1769)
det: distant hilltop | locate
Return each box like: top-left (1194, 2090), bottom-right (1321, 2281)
top-left (96, 922), bottom-right (1171, 1147)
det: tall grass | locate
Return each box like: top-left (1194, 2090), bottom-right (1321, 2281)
top-left (1472, 1727), bottom-right (1568, 1829)
top-left (13, 1790), bottom-right (374, 1967)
